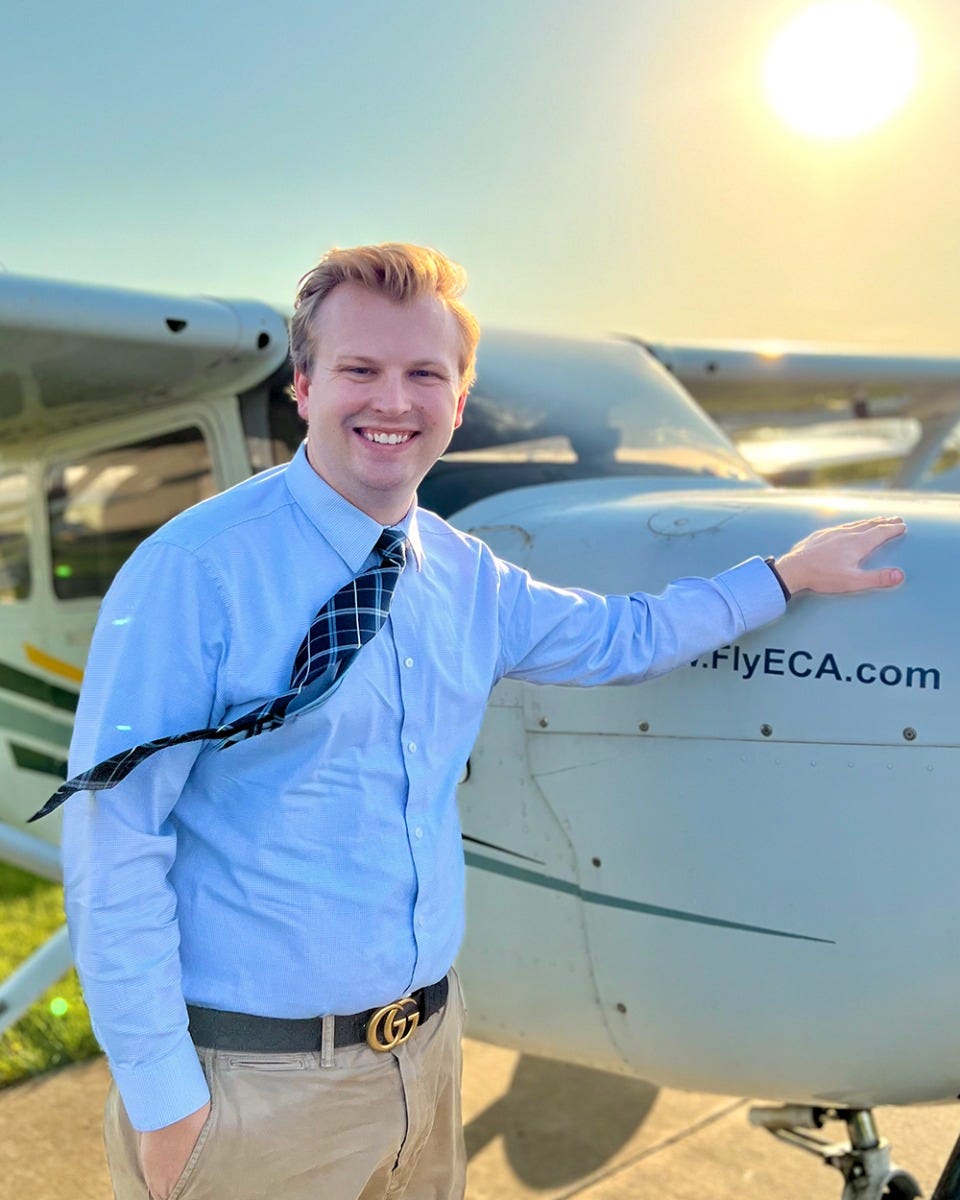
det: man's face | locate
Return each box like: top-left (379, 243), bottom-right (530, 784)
top-left (294, 282), bottom-right (466, 524)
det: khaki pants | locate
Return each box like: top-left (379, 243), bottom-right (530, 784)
top-left (104, 974), bottom-right (466, 1200)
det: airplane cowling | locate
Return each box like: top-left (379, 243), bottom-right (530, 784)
top-left (454, 480), bottom-right (960, 1106)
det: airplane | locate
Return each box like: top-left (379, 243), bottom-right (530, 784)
top-left (642, 338), bottom-right (960, 490)
top-left (3, 272), bottom-right (960, 1200)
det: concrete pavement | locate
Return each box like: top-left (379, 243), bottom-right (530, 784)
top-left (2, 1039), bottom-right (958, 1199)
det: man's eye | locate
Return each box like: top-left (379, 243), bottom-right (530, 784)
top-left (412, 369), bottom-right (443, 379)
top-left (344, 366), bottom-right (373, 376)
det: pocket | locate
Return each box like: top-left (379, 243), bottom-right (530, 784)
top-left (163, 1102), bottom-right (216, 1200)
top-left (223, 1053), bottom-right (313, 1072)
top-left (450, 966), bottom-right (468, 1020)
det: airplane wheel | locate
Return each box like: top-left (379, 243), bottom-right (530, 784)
top-left (881, 1170), bottom-right (922, 1199)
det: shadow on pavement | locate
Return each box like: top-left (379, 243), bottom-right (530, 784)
top-left (464, 1053), bottom-right (658, 1188)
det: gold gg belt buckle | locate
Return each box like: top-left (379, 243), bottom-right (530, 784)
top-left (366, 996), bottom-right (421, 1051)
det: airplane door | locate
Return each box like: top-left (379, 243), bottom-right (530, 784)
top-left (4, 402), bottom-right (244, 838)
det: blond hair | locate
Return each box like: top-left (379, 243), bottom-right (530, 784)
top-left (290, 243), bottom-right (480, 392)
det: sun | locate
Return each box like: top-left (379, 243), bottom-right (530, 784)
top-left (763, 1), bottom-right (920, 139)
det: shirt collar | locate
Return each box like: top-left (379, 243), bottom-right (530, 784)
top-left (284, 442), bottom-right (424, 572)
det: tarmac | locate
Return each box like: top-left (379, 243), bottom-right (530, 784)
top-left (2, 1038), bottom-right (959, 1200)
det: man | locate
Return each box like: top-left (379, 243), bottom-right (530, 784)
top-left (60, 243), bottom-right (905, 1200)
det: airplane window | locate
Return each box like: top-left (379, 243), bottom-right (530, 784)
top-left (420, 389), bottom-right (753, 518)
top-left (46, 427), bottom-right (215, 601)
top-left (0, 470), bottom-right (30, 603)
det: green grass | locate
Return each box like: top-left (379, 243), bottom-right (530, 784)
top-left (0, 862), bottom-right (100, 1086)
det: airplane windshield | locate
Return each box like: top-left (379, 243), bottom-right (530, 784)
top-left (443, 393), bottom-right (748, 474)
top-left (419, 338), bottom-right (757, 517)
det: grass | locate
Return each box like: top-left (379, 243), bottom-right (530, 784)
top-left (0, 862), bottom-right (100, 1087)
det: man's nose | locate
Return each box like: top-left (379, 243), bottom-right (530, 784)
top-left (372, 373), bottom-right (413, 413)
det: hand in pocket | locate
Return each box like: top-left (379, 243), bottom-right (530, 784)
top-left (139, 1100), bottom-right (211, 1200)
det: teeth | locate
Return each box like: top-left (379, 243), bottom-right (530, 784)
top-left (363, 431), bottom-right (412, 445)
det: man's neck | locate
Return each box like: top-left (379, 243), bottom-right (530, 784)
top-left (302, 444), bottom-right (413, 526)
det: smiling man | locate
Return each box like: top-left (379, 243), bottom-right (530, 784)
top-left (291, 264), bottom-right (473, 526)
top-left (60, 243), bottom-right (906, 1200)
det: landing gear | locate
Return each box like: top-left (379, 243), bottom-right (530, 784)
top-left (749, 1104), bottom-right (923, 1199)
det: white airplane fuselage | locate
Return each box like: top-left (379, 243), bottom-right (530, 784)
top-left (455, 480), bottom-right (957, 1108)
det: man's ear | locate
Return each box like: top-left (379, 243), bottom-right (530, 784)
top-left (453, 390), bottom-right (467, 429)
top-left (293, 369), bottom-right (311, 422)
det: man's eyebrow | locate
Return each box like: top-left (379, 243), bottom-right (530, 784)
top-left (333, 355), bottom-right (451, 372)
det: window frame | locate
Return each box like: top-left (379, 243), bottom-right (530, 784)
top-left (0, 465), bottom-right (33, 604)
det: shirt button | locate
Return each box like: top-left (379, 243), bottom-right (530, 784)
top-left (417, 915), bottom-right (425, 928)
top-left (407, 741), bottom-right (417, 753)
top-left (404, 656), bottom-right (414, 668)
top-left (414, 826), bottom-right (423, 839)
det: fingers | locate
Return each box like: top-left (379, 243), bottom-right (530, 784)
top-left (836, 516), bottom-right (905, 535)
top-left (853, 517), bottom-right (906, 561)
top-left (855, 566), bottom-right (905, 591)
top-left (827, 517), bottom-right (891, 527)
top-left (775, 515), bottom-right (907, 595)
top-left (859, 515), bottom-right (906, 535)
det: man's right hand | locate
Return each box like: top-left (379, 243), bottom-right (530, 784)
top-left (139, 1100), bottom-right (211, 1200)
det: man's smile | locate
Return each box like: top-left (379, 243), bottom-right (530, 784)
top-left (358, 429), bottom-right (417, 445)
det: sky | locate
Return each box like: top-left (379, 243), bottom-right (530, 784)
top-left (2, 0), bottom-right (959, 351)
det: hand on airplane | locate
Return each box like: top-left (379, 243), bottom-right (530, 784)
top-left (774, 516), bottom-right (906, 596)
top-left (139, 1100), bottom-right (211, 1200)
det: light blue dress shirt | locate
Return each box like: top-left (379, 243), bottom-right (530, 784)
top-left (62, 443), bottom-right (785, 1131)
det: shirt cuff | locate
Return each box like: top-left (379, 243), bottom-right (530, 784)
top-left (109, 1032), bottom-right (210, 1132)
top-left (713, 555), bottom-right (788, 631)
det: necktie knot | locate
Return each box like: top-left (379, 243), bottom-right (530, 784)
top-left (376, 527), bottom-right (408, 570)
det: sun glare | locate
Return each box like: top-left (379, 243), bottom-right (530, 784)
top-left (763, 1), bottom-right (919, 139)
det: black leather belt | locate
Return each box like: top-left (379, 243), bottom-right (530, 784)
top-left (187, 976), bottom-right (448, 1054)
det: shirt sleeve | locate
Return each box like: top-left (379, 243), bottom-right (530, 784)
top-left (61, 538), bottom-right (229, 1131)
top-left (496, 555), bottom-right (786, 684)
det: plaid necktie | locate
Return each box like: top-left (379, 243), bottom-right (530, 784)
top-left (29, 527), bottom-right (408, 822)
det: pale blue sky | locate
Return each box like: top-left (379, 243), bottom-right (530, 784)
top-left (3, 0), bottom-right (958, 349)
